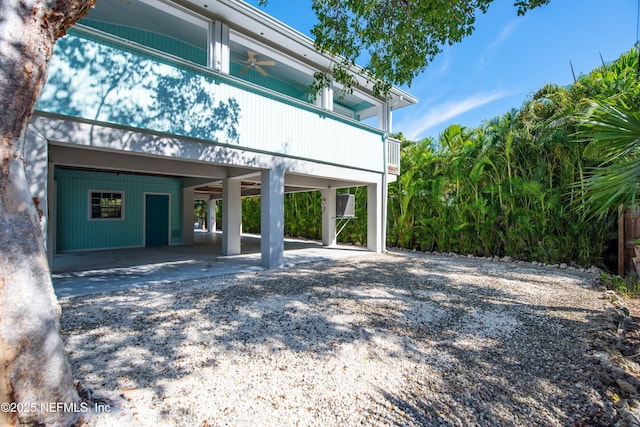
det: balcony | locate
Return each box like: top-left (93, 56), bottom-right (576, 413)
top-left (36, 28), bottom-right (387, 173)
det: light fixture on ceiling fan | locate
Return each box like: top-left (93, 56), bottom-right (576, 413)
top-left (233, 51), bottom-right (276, 77)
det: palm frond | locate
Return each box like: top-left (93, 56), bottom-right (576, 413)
top-left (574, 99), bottom-right (640, 218)
top-left (578, 100), bottom-right (640, 163)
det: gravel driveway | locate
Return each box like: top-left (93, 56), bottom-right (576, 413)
top-left (60, 251), bottom-right (614, 426)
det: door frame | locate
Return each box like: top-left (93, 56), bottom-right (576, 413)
top-left (144, 192), bottom-right (171, 247)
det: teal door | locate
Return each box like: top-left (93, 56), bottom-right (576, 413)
top-left (145, 194), bottom-right (169, 246)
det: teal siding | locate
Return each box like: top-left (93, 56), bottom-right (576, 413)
top-left (37, 31), bottom-right (240, 145)
top-left (229, 62), bottom-right (307, 101)
top-left (80, 20), bottom-right (207, 66)
top-left (78, 21), bottom-right (305, 102)
top-left (37, 30), bottom-right (385, 172)
top-left (55, 168), bottom-right (183, 251)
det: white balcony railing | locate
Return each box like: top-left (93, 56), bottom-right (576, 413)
top-left (387, 137), bottom-right (401, 175)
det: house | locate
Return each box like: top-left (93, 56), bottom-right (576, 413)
top-left (25, 0), bottom-right (417, 270)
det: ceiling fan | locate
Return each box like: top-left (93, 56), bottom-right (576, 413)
top-left (233, 51), bottom-right (276, 77)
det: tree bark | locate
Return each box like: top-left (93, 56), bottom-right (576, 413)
top-left (0, 0), bottom-right (94, 425)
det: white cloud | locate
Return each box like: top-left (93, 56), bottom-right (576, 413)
top-left (479, 20), bottom-right (520, 68)
top-left (492, 20), bottom-right (519, 51)
top-left (400, 91), bottom-right (511, 140)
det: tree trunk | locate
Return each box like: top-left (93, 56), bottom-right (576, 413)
top-left (0, 0), bottom-right (94, 425)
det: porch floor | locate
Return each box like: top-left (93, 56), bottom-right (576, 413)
top-left (52, 231), bottom-right (368, 299)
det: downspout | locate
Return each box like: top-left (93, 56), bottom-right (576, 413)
top-left (382, 131), bottom-right (389, 253)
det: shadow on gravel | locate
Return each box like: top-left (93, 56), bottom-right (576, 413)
top-left (60, 253), bottom-right (608, 425)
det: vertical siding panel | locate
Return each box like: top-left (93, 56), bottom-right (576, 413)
top-left (55, 168), bottom-right (183, 251)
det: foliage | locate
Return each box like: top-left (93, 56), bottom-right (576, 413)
top-left (599, 272), bottom-right (640, 297)
top-left (194, 200), bottom-right (208, 228)
top-left (259, 0), bottom-right (549, 98)
top-left (264, 48), bottom-right (640, 269)
top-left (575, 100), bottom-right (640, 219)
top-left (384, 49), bottom-right (640, 267)
top-left (385, 121), bottom-right (615, 266)
top-left (241, 188), bottom-right (368, 245)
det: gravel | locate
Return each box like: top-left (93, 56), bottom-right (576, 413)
top-left (60, 251), bottom-right (623, 426)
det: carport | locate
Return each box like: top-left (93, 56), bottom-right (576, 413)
top-left (28, 122), bottom-right (384, 272)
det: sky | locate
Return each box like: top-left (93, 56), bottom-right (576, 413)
top-left (244, 0), bottom-right (639, 142)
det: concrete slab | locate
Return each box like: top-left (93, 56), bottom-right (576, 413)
top-left (52, 231), bottom-right (369, 299)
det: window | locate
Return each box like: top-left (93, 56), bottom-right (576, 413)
top-left (90, 191), bottom-right (124, 220)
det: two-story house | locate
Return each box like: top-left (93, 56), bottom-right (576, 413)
top-left (25, 0), bottom-right (417, 271)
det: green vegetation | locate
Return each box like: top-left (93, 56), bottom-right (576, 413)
top-left (599, 272), bottom-right (640, 297)
top-left (241, 187), bottom-right (369, 244)
top-left (386, 48), bottom-right (640, 267)
top-left (194, 200), bottom-right (208, 228)
top-left (260, 0), bottom-right (549, 98)
top-left (237, 48), bottom-right (640, 269)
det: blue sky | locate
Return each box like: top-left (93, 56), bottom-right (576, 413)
top-left (245, 0), bottom-right (638, 141)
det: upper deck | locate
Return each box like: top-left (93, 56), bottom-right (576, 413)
top-left (36, 0), bottom-right (415, 174)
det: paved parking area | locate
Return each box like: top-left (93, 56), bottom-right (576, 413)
top-left (52, 232), bottom-right (368, 298)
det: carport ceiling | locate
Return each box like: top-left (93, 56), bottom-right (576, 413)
top-left (53, 166), bottom-right (316, 199)
top-left (195, 183), bottom-right (317, 199)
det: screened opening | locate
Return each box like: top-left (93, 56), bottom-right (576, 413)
top-left (80, 0), bottom-right (210, 66)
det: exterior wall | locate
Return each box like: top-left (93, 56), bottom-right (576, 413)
top-left (54, 168), bottom-right (183, 251)
top-left (36, 30), bottom-right (385, 173)
top-left (32, 115), bottom-right (387, 186)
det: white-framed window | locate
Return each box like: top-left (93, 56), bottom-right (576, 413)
top-left (89, 190), bottom-right (125, 220)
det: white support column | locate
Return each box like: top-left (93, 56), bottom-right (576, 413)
top-left (322, 80), bottom-right (334, 111)
top-left (377, 103), bottom-right (385, 132)
top-left (211, 21), bottom-right (230, 74)
top-left (208, 198), bottom-right (217, 232)
top-left (367, 182), bottom-right (382, 253)
top-left (314, 90), bottom-right (323, 108)
top-left (222, 178), bottom-right (241, 255)
top-left (182, 187), bottom-right (195, 245)
top-left (261, 167), bottom-right (285, 268)
top-left (321, 188), bottom-right (336, 247)
top-left (377, 101), bottom-right (393, 132)
top-left (315, 79), bottom-right (334, 111)
top-left (382, 137), bottom-right (388, 253)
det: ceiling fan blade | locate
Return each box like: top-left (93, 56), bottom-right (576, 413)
top-left (232, 58), bottom-right (246, 64)
top-left (256, 60), bottom-right (275, 66)
top-left (247, 51), bottom-right (256, 61)
top-left (240, 65), bottom-right (250, 74)
top-left (254, 65), bottom-right (268, 77)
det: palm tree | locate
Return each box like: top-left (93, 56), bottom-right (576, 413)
top-left (575, 99), bottom-right (640, 219)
